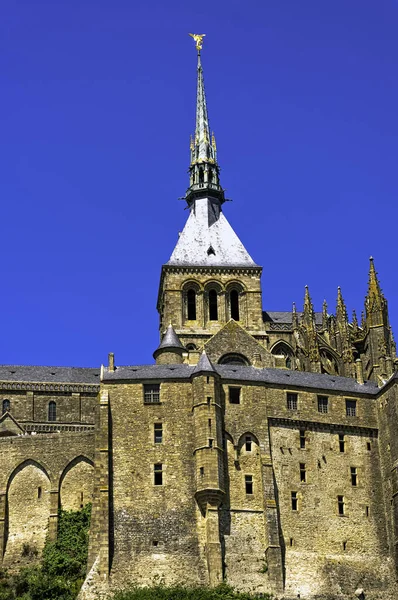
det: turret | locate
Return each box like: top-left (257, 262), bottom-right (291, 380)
top-left (153, 324), bottom-right (185, 364)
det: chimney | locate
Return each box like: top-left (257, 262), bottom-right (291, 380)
top-left (108, 352), bottom-right (115, 372)
top-left (355, 359), bottom-right (364, 385)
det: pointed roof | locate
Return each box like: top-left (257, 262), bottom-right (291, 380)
top-left (192, 350), bottom-right (217, 376)
top-left (0, 411), bottom-right (25, 437)
top-left (366, 257), bottom-right (385, 309)
top-left (336, 287), bottom-right (348, 322)
top-left (153, 324), bottom-right (185, 357)
top-left (194, 52), bottom-right (213, 165)
top-left (167, 197), bottom-right (257, 267)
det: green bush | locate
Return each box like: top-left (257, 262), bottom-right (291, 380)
top-left (112, 583), bottom-right (271, 600)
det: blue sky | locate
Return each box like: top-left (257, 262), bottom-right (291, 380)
top-left (1, 0), bottom-right (397, 367)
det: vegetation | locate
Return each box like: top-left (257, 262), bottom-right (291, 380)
top-left (112, 584), bottom-right (272, 600)
top-left (0, 503), bottom-right (91, 600)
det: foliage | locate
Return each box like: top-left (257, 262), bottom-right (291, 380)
top-left (0, 503), bottom-right (91, 600)
top-left (112, 583), bottom-right (272, 600)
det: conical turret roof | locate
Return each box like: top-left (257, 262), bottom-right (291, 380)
top-left (153, 324), bottom-right (185, 358)
top-left (192, 350), bottom-right (217, 376)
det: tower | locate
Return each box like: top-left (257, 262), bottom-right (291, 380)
top-left (157, 37), bottom-right (264, 358)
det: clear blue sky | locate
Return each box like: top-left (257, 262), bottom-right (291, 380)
top-left (1, 0), bottom-right (397, 367)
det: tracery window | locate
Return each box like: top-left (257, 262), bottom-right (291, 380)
top-left (271, 342), bottom-right (294, 369)
top-left (48, 401), bottom-right (57, 422)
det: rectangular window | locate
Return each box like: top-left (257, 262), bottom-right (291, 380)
top-left (367, 441), bottom-right (371, 451)
top-left (229, 387), bottom-right (241, 404)
top-left (200, 467), bottom-right (204, 477)
top-left (346, 399), bottom-right (357, 417)
top-left (144, 384), bottom-right (160, 404)
top-left (209, 438), bottom-right (213, 448)
top-left (339, 434), bottom-right (345, 453)
top-left (154, 463), bottom-right (163, 486)
top-left (338, 495), bottom-right (345, 515)
top-left (154, 423), bottom-right (163, 444)
top-left (300, 463), bottom-right (306, 483)
top-left (299, 429), bottom-right (306, 449)
top-left (318, 396), bottom-right (328, 413)
top-left (245, 436), bottom-right (252, 452)
top-left (287, 392), bottom-right (298, 411)
top-left (351, 467), bottom-right (357, 487)
top-left (366, 505), bottom-right (369, 517)
top-left (291, 491), bottom-right (298, 511)
top-left (245, 475), bottom-right (253, 495)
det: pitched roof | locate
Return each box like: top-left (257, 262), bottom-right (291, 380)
top-left (0, 365), bottom-right (100, 384)
top-left (102, 363), bottom-right (379, 395)
top-left (167, 197), bottom-right (258, 268)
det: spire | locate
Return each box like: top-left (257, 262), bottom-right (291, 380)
top-left (192, 350), bottom-right (217, 377)
top-left (365, 257), bottom-right (388, 327)
top-left (336, 287), bottom-right (348, 323)
top-left (322, 299), bottom-right (328, 331)
top-left (352, 309), bottom-right (359, 331)
top-left (292, 302), bottom-right (298, 330)
top-left (153, 324), bottom-right (185, 361)
top-left (303, 286), bottom-right (314, 319)
top-left (185, 34), bottom-right (224, 205)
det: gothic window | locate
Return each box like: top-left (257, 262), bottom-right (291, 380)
top-left (320, 350), bottom-right (339, 375)
top-left (208, 289), bottom-right (218, 320)
top-left (187, 289), bottom-right (197, 320)
top-left (219, 353), bottom-right (249, 366)
top-left (48, 401), bottom-right (56, 422)
top-left (2, 399), bottom-right (10, 414)
top-left (230, 289), bottom-right (240, 321)
top-left (271, 342), bottom-right (294, 369)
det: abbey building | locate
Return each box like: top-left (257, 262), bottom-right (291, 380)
top-left (0, 40), bottom-right (398, 600)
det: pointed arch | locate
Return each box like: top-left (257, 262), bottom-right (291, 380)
top-left (271, 341), bottom-right (294, 369)
top-left (319, 347), bottom-right (340, 375)
top-left (59, 455), bottom-right (94, 511)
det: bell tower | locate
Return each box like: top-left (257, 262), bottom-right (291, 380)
top-left (157, 35), bottom-right (263, 353)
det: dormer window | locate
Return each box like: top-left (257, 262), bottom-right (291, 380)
top-left (207, 246), bottom-right (215, 256)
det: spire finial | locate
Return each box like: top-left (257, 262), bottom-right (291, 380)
top-left (336, 286), bottom-right (348, 323)
top-left (189, 33), bottom-right (206, 53)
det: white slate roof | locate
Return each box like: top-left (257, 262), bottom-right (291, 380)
top-left (167, 197), bottom-right (257, 267)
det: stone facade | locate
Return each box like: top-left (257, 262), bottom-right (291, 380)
top-left (1, 42), bottom-right (398, 600)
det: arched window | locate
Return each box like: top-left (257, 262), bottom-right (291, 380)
top-left (186, 343), bottom-right (197, 351)
top-left (208, 289), bottom-right (218, 320)
top-left (219, 353), bottom-right (250, 366)
top-left (199, 168), bottom-right (204, 185)
top-left (230, 289), bottom-right (240, 321)
top-left (48, 401), bottom-right (56, 422)
top-left (187, 289), bottom-right (197, 320)
top-left (320, 350), bottom-right (339, 375)
top-left (208, 169), bottom-right (213, 184)
top-left (272, 343), bottom-right (294, 370)
top-left (2, 399), bottom-right (10, 414)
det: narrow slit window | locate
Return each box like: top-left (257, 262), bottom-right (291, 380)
top-left (318, 396), bottom-right (328, 413)
top-left (207, 396), bottom-right (211, 406)
top-left (367, 441), bottom-right (371, 451)
top-left (338, 495), bottom-right (345, 515)
top-left (290, 538), bottom-right (294, 547)
top-left (245, 475), bottom-right (253, 495)
top-left (154, 463), bottom-right (163, 486)
top-left (187, 289), bottom-right (197, 320)
top-left (300, 463), bottom-right (306, 483)
top-left (229, 387), bottom-right (241, 404)
top-left (209, 438), bottom-right (213, 448)
top-left (245, 436), bottom-right (252, 452)
top-left (154, 423), bottom-right (163, 444)
top-left (37, 487), bottom-right (42, 499)
top-left (365, 505), bottom-right (369, 517)
top-left (48, 401), bottom-right (56, 422)
top-left (299, 429), bottom-right (306, 449)
top-left (208, 289), bottom-right (218, 320)
top-left (144, 384), bottom-right (160, 404)
top-left (287, 393), bottom-right (298, 411)
top-left (291, 491), bottom-right (298, 511)
top-left (346, 399), bottom-right (357, 417)
top-left (343, 541), bottom-right (347, 551)
top-left (351, 467), bottom-right (357, 487)
top-left (230, 290), bottom-right (240, 321)
top-left (200, 467), bottom-right (204, 477)
top-left (339, 434), bottom-right (345, 453)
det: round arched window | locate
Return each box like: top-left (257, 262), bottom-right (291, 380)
top-left (218, 353), bottom-right (249, 366)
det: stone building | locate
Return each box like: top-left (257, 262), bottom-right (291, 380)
top-left (1, 40), bottom-right (398, 600)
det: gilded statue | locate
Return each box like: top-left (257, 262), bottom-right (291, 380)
top-left (189, 33), bottom-right (206, 52)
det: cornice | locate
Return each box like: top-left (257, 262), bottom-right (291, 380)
top-left (0, 381), bottom-right (100, 394)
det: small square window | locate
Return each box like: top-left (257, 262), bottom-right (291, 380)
top-left (154, 423), bottom-right (163, 444)
top-left (144, 384), bottom-right (160, 404)
top-left (245, 475), bottom-right (253, 495)
top-left (229, 387), bottom-right (241, 404)
top-left (346, 399), bottom-right (357, 417)
top-left (154, 463), bottom-right (163, 486)
top-left (291, 491), bottom-right (298, 511)
top-left (287, 393), bottom-right (298, 411)
top-left (318, 396), bottom-right (328, 413)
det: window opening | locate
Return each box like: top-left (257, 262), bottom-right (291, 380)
top-left (208, 289), bottom-right (218, 320)
top-left (245, 436), bottom-right (252, 452)
top-left (291, 491), bottom-right (298, 511)
top-left (318, 396), bottom-right (329, 414)
top-left (351, 467), bottom-right (357, 487)
top-left (154, 463), bottom-right (163, 486)
top-left (365, 505), bottom-right (369, 517)
top-left (209, 438), bottom-right (213, 448)
top-left (287, 393), bottom-right (298, 411)
top-left (37, 487), bottom-right (42, 499)
top-left (48, 401), bottom-right (56, 422)
top-left (199, 168), bottom-right (204, 184)
top-left (207, 396), bottom-right (211, 407)
top-left (338, 495), bottom-right (345, 515)
top-left (245, 475), bottom-right (253, 495)
top-left (339, 434), bottom-right (345, 453)
top-left (144, 384), bottom-right (160, 404)
top-left (2, 399), bottom-right (10, 414)
top-left (153, 540), bottom-right (159, 547)
top-left (230, 289), bottom-right (240, 321)
top-left (208, 418), bottom-right (212, 429)
top-left (207, 246), bottom-right (216, 256)
top-left (343, 541), bottom-right (347, 551)
top-left (229, 387), bottom-right (241, 404)
top-left (290, 538), bottom-right (294, 547)
top-left (200, 467), bottom-right (204, 477)
top-left (299, 429), bottom-right (306, 449)
top-left (367, 441), bottom-right (371, 451)
top-left (206, 376), bottom-right (210, 384)
top-left (346, 399), bottom-right (357, 417)
top-left (187, 289), bottom-right (197, 320)
top-left (300, 463), bottom-right (306, 483)
top-left (154, 423), bottom-right (163, 444)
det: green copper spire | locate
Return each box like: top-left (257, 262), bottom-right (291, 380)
top-left (185, 34), bottom-right (224, 205)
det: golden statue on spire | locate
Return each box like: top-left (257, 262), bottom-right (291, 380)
top-left (189, 33), bottom-right (206, 52)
